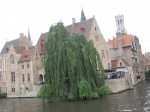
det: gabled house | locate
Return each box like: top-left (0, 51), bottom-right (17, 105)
top-left (0, 33), bottom-right (33, 96)
top-left (36, 10), bottom-right (111, 70)
top-left (107, 14), bottom-right (145, 84)
top-left (18, 46), bottom-right (42, 97)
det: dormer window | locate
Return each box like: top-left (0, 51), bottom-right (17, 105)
top-left (80, 27), bottom-right (85, 33)
top-left (24, 54), bottom-right (28, 59)
top-left (40, 39), bottom-right (44, 53)
top-left (6, 47), bottom-right (10, 52)
top-left (120, 62), bottom-right (122, 66)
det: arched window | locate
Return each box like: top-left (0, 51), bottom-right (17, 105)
top-left (11, 55), bottom-right (14, 64)
top-left (120, 62), bottom-right (122, 66)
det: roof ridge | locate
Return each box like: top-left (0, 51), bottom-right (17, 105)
top-left (6, 38), bottom-right (20, 43)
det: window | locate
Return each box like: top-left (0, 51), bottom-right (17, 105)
top-left (22, 65), bottom-right (24, 69)
top-left (120, 62), bottom-right (122, 66)
top-left (26, 87), bottom-right (28, 90)
top-left (11, 72), bottom-right (15, 83)
top-left (11, 55), bottom-right (14, 64)
top-left (120, 19), bottom-right (122, 24)
top-left (108, 63), bottom-right (110, 69)
top-left (95, 27), bottom-right (97, 31)
top-left (28, 74), bottom-right (30, 82)
top-left (118, 20), bottom-right (119, 25)
top-left (101, 50), bottom-right (105, 59)
top-left (27, 64), bottom-right (29, 68)
top-left (12, 88), bottom-right (15, 92)
top-left (95, 36), bottom-right (99, 41)
top-left (41, 39), bottom-right (45, 53)
top-left (80, 27), bottom-right (85, 33)
top-left (22, 74), bottom-right (25, 82)
top-left (132, 57), bottom-right (135, 63)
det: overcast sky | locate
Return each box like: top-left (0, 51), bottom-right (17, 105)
top-left (0, 0), bottom-right (149, 53)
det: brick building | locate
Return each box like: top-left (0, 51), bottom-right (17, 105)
top-left (107, 14), bottom-right (145, 85)
top-left (37, 10), bottom-right (111, 70)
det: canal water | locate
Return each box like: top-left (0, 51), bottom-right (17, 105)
top-left (0, 80), bottom-right (150, 112)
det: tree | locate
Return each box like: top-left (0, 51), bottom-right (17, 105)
top-left (37, 22), bottom-right (110, 101)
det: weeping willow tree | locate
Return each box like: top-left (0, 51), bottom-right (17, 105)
top-left (37, 22), bottom-right (111, 101)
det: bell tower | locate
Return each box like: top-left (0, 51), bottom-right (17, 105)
top-left (115, 14), bottom-right (126, 34)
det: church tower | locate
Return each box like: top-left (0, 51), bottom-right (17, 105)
top-left (28, 28), bottom-right (32, 45)
top-left (81, 9), bottom-right (86, 22)
top-left (115, 14), bottom-right (126, 34)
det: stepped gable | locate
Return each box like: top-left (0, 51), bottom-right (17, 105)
top-left (66, 18), bottom-right (93, 39)
top-left (19, 47), bottom-right (35, 62)
top-left (1, 38), bottom-right (20, 54)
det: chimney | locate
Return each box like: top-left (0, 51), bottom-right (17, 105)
top-left (25, 38), bottom-right (29, 50)
top-left (72, 18), bottom-right (76, 27)
top-left (26, 42), bottom-right (29, 50)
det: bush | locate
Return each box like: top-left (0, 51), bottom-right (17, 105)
top-left (145, 70), bottom-right (150, 79)
top-left (0, 93), bottom-right (7, 98)
top-left (98, 86), bottom-right (112, 96)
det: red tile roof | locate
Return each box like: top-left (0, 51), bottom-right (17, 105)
top-left (19, 48), bottom-right (35, 62)
top-left (107, 34), bottom-right (134, 48)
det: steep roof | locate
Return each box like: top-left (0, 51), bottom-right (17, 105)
top-left (1, 38), bottom-right (20, 54)
top-left (111, 58), bottom-right (130, 68)
top-left (13, 46), bottom-right (25, 54)
top-left (19, 48), bottom-right (35, 62)
top-left (66, 18), bottom-right (93, 39)
top-left (36, 18), bottom-right (93, 54)
top-left (107, 34), bottom-right (134, 48)
top-left (143, 55), bottom-right (150, 65)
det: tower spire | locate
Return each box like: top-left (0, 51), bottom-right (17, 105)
top-left (81, 9), bottom-right (86, 22)
top-left (28, 28), bottom-right (31, 42)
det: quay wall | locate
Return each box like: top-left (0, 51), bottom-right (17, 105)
top-left (105, 78), bottom-right (133, 93)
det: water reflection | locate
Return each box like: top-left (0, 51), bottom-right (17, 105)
top-left (0, 80), bottom-right (150, 112)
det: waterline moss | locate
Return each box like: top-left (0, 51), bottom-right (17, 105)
top-left (0, 93), bottom-right (7, 98)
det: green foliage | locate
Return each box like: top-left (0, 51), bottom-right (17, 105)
top-left (145, 70), bottom-right (150, 79)
top-left (77, 78), bottom-right (91, 99)
top-left (37, 22), bottom-right (106, 101)
top-left (0, 93), bottom-right (7, 98)
top-left (37, 85), bottom-right (53, 101)
top-left (98, 86), bottom-right (112, 95)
